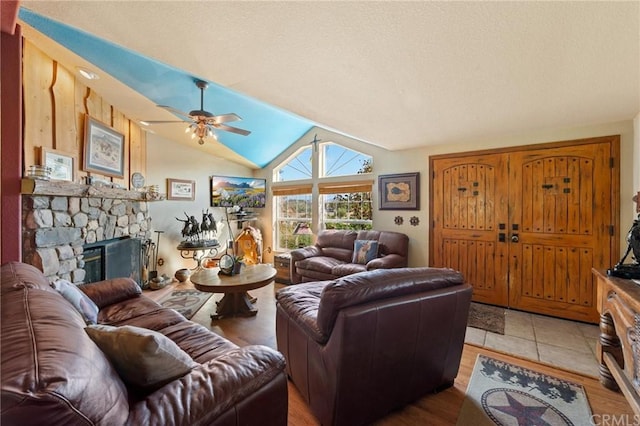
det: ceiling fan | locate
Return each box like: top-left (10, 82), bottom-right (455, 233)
top-left (146, 80), bottom-right (250, 145)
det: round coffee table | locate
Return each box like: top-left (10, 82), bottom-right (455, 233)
top-left (190, 264), bottom-right (276, 320)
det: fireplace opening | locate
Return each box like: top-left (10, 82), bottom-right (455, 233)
top-left (83, 237), bottom-right (142, 285)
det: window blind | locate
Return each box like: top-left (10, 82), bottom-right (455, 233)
top-left (318, 180), bottom-right (374, 194)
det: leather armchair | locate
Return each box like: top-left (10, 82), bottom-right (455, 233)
top-left (290, 229), bottom-right (409, 284)
top-left (275, 267), bottom-right (471, 426)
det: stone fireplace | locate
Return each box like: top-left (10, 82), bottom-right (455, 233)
top-left (21, 180), bottom-right (153, 284)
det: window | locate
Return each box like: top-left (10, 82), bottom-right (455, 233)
top-left (274, 146), bottom-right (312, 182)
top-left (273, 139), bottom-right (373, 251)
top-left (321, 143), bottom-right (371, 178)
top-left (322, 191), bottom-right (372, 231)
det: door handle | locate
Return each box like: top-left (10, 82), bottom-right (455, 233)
top-left (511, 234), bottom-right (519, 243)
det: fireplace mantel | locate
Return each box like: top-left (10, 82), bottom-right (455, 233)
top-left (21, 178), bottom-right (164, 201)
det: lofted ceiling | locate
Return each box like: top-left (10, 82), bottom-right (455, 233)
top-left (17, 1), bottom-right (640, 169)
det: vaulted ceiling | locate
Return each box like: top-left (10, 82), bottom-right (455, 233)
top-left (17, 1), bottom-right (640, 169)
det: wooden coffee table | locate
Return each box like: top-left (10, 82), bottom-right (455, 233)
top-left (190, 264), bottom-right (276, 319)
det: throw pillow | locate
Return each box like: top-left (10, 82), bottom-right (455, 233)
top-left (85, 324), bottom-right (196, 388)
top-left (51, 279), bottom-right (99, 324)
top-left (352, 240), bottom-right (379, 264)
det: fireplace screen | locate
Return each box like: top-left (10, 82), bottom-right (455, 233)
top-left (83, 237), bottom-right (142, 285)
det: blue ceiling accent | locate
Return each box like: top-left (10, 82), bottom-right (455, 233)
top-left (19, 8), bottom-right (314, 168)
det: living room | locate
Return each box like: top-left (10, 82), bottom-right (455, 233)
top-left (2, 2), bottom-right (640, 425)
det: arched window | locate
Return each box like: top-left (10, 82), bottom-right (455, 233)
top-left (272, 141), bottom-right (373, 250)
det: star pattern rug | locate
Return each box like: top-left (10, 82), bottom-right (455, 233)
top-left (158, 289), bottom-right (213, 320)
top-left (456, 354), bottom-right (592, 426)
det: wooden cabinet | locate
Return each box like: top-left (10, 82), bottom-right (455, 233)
top-left (274, 253), bottom-right (291, 284)
top-left (430, 136), bottom-right (619, 323)
top-left (594, 269), bottom-right (640, 414)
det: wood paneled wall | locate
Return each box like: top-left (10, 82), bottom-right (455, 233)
top-left (22, 40), bottom-right (146, 189)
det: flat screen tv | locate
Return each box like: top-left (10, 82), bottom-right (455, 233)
top-left (210, 176), bottom-right (266, 208)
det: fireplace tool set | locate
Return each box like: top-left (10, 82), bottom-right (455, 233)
top-left (141, 231), bottom-right (171, 289)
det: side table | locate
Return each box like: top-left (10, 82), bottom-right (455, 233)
top-left (594, 268), bottom-right (640, 415)
top-left (274, 253), bottom-right (291, 284)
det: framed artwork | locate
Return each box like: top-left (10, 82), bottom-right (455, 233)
top-left (210, 175), bottom-right (266, 208)
top-left (40, 147), bottom-right (77, 182)
top-left (167, 178), bottom-right (196, 200)
top-left (83, 115), bottom-right (125, 178)
top-left (378, 172), bottom-right (420, 210)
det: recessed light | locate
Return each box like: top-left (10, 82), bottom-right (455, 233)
top-left (77, 67), bottom-right (99, 80)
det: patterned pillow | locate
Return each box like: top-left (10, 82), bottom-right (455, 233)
top-left (85, 324), bottom-right (196, 389)
top-left (51, 279), bottom-right (99, 324)
top-left (352, 240), bottom-right (379, 264)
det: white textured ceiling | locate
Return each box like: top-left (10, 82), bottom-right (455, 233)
top-left (18, 1), bottom-right (640, 162)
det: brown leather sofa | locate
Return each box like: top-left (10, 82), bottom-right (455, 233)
top-left (289, 229), bottom-right (409, 284)
top-left (275, 267), bottom-right (471, 426)
top-left (1, 261), bottom-right (288, 426)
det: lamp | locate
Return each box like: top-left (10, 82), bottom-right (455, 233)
top-left (293, 222), bottom-right (312, 248)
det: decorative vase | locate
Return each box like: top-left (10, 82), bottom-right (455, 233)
top-left (174, 268), bottom-right (190, 282)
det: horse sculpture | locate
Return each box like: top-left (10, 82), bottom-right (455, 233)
top-left (176, 213), bottom-right (201, 242)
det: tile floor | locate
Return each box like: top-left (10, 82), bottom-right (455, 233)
top-left (465, 308), bottom-right (601, 377)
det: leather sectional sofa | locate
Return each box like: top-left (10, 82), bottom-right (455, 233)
top-left (1, 261), bottom-right (288, 426)
top-left (289, 229), bottom-right (409, 284)
top-left (275, 267), bottom-right (472, 426)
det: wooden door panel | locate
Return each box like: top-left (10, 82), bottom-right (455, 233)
top-left (508, 142), bottom-right (612, 323)
top-left (431, 136), bottom-right (618, 323)
top-left (432, 155), bottom-right (509, 306)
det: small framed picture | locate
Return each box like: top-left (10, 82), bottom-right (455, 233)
top-left (378, 172), bottom-right (420, 210)
top-left (40, 147), bottom-right (77, 182)
top-left (83, 115), bottom-right (125, 178)
top-left (167, 178), bottom-right (196, 201)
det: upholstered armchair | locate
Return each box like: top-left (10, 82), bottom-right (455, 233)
top-left (275, 267), bottom-right (472, 426)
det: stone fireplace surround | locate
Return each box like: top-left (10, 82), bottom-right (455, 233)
top-left (21, 179), bottom-right (153, 284)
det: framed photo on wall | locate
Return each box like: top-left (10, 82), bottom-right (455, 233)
top-left (40, 147), bottom-right (77, 182)
top-left (378, 172), bottom-right (420, 210)
top-left (83, 115), bottom-right (125, 178)
top-left (167, 178), bottom-right (196, 201)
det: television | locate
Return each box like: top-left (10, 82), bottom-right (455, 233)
top-left (210, 175), bottom-right (266, 208)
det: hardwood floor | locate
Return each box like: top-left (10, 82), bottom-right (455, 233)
top-left (145, 278), bottom-right (633, 425)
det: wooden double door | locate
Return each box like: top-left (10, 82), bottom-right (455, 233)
top-left (430, 136), bottom-right (619, 323)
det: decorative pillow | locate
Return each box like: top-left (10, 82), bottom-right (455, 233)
top-left (352, 240), bottom-right (379, 264)
top-left (85, 324), bottom-right (196, 388)
top-left (51, 279), bottom-right (99, 324)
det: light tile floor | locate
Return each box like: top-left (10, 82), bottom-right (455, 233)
top-left (465, 308), bottom-right (601, 377)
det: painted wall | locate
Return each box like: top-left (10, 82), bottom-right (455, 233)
top-left (257, 120), bottom-right (636, 268)
top-left (634, 113), bottom-right (640, 197)
top-left (146, 133), bottom-right (253, 278)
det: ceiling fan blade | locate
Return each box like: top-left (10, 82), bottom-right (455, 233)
top-left (211, 113), bottom-right (241, 123)
top-left (215, 123), bottom-right (251, 136)
top-left (157, 105), bottom-right (192, 119)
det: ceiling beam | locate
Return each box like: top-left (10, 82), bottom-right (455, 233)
top-left (1, 1), bottom-right (20, 35)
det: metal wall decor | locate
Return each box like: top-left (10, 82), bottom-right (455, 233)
top-left (394, 216), bottom-right (404, 225)
top-left (410, 216), bottom-right (420, 226)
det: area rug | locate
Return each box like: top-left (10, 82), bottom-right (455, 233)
top-left (158, 290), bottom-right (213, 320)
top-left (468, 302), bottom-right (506, 335)
top-left (456, 354), bottom-right (592, 426)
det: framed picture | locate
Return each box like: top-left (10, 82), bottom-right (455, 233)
top-left (83, 115), bottom-right (125, 178)
top-left (40, 147), bottom-right (77, 182)
top-left (167, 178), bottom-right (196, 200)
top-left (378, 172), bottom-right (420, 210)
